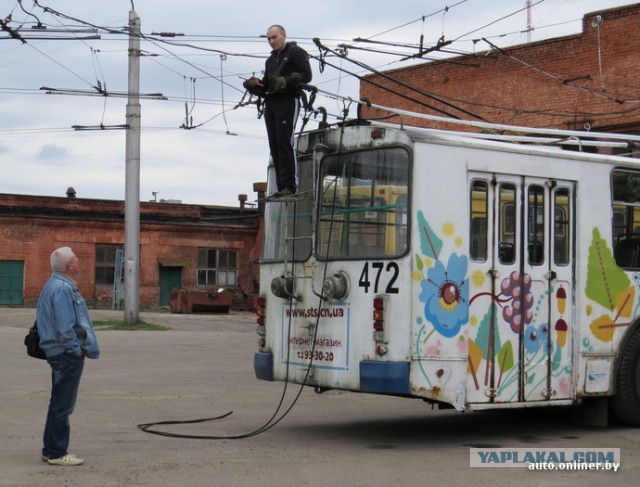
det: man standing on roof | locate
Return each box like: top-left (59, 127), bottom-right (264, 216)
top-left (244, 24), bottom-right (312, 198)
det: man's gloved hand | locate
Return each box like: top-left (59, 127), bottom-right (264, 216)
top-left (243, 76), bottom-right (262, 89)
top-left (268, 76), bottom-right (287, 92)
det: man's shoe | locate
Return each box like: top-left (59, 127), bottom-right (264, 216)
top-left (42, 453), bottom-right (77, 462)
top-left (278, 187), bottom-right (295, 197)
top-left (47, 454), bottom-right (84, 466)
top-left (270, 188), bottom-right (296, 199)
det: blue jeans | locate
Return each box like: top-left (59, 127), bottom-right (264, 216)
top-left (43, 353), bottom-right (84, 459)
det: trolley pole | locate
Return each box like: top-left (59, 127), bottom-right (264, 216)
top-left (124, 9), bottom-right (141, 324)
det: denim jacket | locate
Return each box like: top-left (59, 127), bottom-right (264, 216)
top-left (36, 272), bottom-right (100, 359)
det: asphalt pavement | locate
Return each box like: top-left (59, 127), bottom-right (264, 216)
top-left (1, 306), bottom-right (638, 487)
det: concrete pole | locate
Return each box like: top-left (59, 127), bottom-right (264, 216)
top-left (124, 10), bottom-right (141, 324)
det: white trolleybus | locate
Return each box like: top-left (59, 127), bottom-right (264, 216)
top-left (253, 112), bottom-right (640, 426)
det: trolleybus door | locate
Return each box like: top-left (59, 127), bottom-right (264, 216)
top-left (521, 177), bottom-right (553, 401)
top-left (491, 174), bottom-right (527, 403)
top-left (491, 175), bottom-right (575, 403)
top-left (521, 178), bottom-right (575, 401)
top-left (467, 173), bottom-right (526, 404)
top-left (545, 182), bottom-right (575, 401)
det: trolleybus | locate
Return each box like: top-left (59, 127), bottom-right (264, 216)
top-left (253, 119), bottom-right (640, 426)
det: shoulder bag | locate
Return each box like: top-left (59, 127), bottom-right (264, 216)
top-left (24, 321), bottom-right (46, 360)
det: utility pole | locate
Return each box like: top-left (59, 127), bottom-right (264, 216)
top-left (124, 9), bottom-right (141, 324)
top-left (526, 0), bottom-right (533, 43)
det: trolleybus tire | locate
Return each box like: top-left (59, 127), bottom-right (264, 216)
top-left (610, 330), bottom-right (640, 426)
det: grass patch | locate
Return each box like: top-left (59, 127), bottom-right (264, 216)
top-left (93, 319), bottom-right (169, 331)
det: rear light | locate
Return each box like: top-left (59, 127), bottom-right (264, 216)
top-left (373, 296), bottom-right (385, 349)
top-left (373, 297), bottom-right (384, 325)
top-left (256, 296), bottom-right (266, 343)
top-left (256, 296), bottom-right (266, 324)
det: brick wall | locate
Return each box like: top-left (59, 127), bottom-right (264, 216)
top-left (0, 193), bottom-right (261, 309)
top-left (360, 4), bottom-right (640, 133)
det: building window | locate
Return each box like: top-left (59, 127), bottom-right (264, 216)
top-left (96, 245), bottom-right (122, 285)
top-left (197, 249), bottom-right (237, 286)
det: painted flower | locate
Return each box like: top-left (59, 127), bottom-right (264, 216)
top-left (524, 323), bottom-right (549, 354)
top-left (419, 254), bottom-right (469, 338)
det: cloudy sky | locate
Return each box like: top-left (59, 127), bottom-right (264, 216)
top-left (0, 0), bottom-right (633, 206)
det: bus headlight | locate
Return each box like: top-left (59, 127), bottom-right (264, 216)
top-left (323, 271), bottom-right (350, 301)
top-left (271, 275), bottom-right (295, 299)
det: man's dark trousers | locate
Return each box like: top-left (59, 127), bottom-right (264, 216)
top-left (264, 95), bottom-right (301, 192)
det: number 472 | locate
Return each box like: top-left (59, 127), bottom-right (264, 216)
top-left (358, 262), bottom-right (399, 294)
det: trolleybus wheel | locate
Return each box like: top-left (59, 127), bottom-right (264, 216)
top-left (610, 330), bottom-right (640, 426)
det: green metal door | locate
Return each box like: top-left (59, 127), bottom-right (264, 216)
top-left (159, 266), bottom-right (182, 306)
top-left (0, 260), bottom-right (24, 305)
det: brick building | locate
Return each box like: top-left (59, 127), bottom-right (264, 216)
top-left (360, 3), bottom-right (640, 138)
top-left (0, 190), bottom-right (263, 310)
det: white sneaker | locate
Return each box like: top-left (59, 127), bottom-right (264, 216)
top-left (42, 453), bottom-right (77, 462)
top-left (47, 454), bottom-right (84, 466)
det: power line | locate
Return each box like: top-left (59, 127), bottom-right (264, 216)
top-left (313, 38), bottom-right (485, 121)
top-left (4, 1), bottom-right (637, 139)
top-left (361, 0), bottom-right (471, 40)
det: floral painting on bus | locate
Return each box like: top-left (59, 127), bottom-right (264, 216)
top-left (414, 218), bottom-right (640, 402)
top-left (585, 227), bottom-right (634, 348)
top-left (413, 211), bottom-right (571, 400)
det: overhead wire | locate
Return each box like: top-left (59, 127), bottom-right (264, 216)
top-left (311, 1), bottom-right (628, 124)
top-left (480, 38), bottom-right (635, 105)
top-left (312, 38), bottom-right (485, 121)
top-left (218, 54), bottom-right (234, 135)
top-left (20, 1), bottom-right (634, 121)
top-left (592, 14), bottom-right (606, 91)
top-left (324, 6), bottom-right (639, 123)
top-left (5, 3), bottom-right (637, 149)
top-left (452, 0), bottom-right (545, 43)
top-left (27, 1), bottom-right (256, 134)
top-left (360, 0), bottom-right (470, 40)
top-left (16, 0), bottom-right (41, 28)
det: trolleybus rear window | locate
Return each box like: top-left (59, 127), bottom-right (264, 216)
top-left (317, 147), bottom-right (410, 260)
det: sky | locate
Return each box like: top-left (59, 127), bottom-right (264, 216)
top-left (0, 0), bottom-right (634, 207)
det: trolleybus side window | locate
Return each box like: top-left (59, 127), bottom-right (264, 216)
top-left (470, 180), bottom-right (488, 261)
top-left (499, 183), bottom-right (516, 264)
top-left (528, 185), bottom-right (545, 266)
top-left (612, 169), bottom-right (640, 268)
top-left (499, 184), bottom-right (554, 266)
top-left (317, 147), bottom-right (410, 260)
top-left (395, 194), bottom-right (409, 255)
top-left (553, 188), bottom-right (570, 266)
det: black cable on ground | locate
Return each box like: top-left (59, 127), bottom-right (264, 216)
top-left (137, 128), bottom-right (344, 441)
